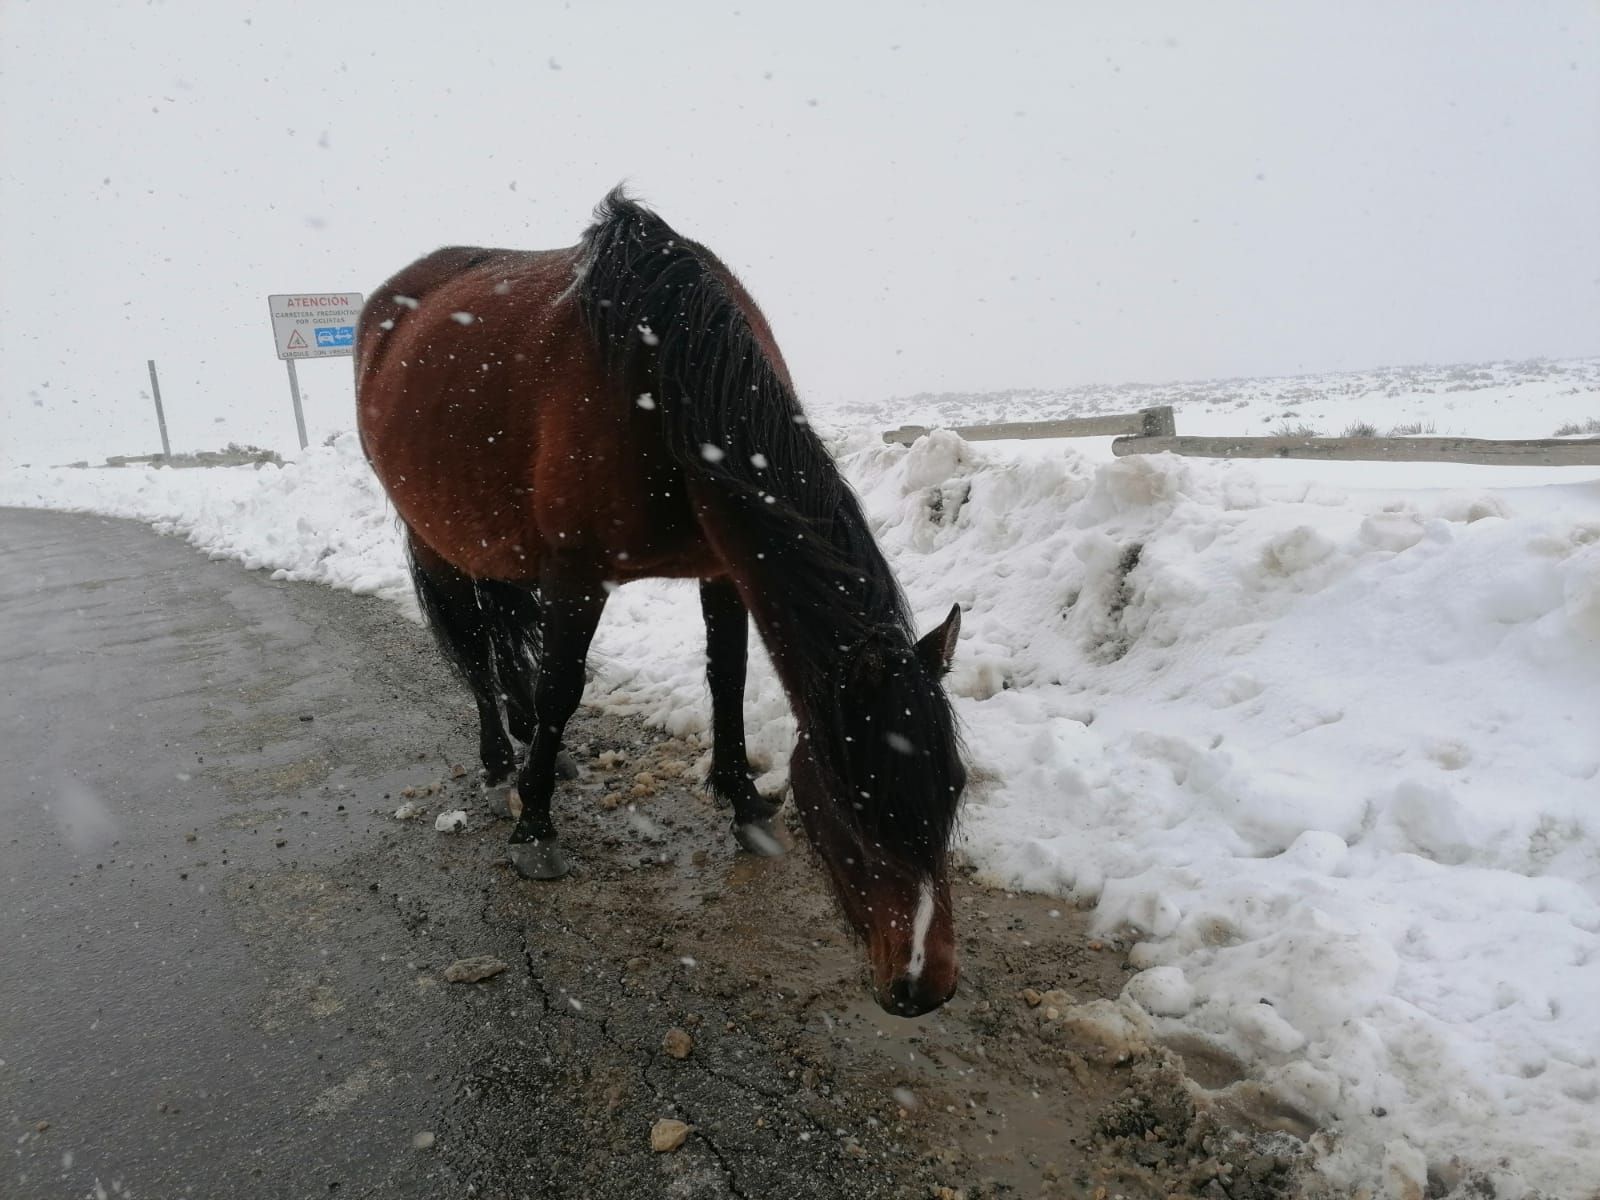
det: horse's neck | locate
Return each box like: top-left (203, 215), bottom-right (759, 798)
top-left (688, 483), bottom-right (882, 709)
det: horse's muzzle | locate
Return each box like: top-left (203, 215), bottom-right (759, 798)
top-left (881, 971), bottom-right (958, 1018)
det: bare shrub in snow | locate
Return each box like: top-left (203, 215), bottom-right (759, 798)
top-left (1553, 417), bottom-right (1600, 436)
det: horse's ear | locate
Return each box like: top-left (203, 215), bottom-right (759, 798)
top-left (915, 603), bottom-right (961, 677)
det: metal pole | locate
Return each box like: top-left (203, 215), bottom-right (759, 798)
top-left (147, 359), bottom-right (171, 458)
top-left (285, 357), bottom-right (308, 450)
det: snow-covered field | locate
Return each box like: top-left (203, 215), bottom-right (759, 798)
top-left (841, 356), bottom-right (1600, 443)
top-left (4, 358), bottom-right (1599, 1198)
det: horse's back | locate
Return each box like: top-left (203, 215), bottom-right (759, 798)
top-left (356, 244), bottom-right (576, 385)
top-left (356, 242), bottom-right (719, 585)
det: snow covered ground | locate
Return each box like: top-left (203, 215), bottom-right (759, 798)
top-left (4, 358), bottom-right (1598, 1198)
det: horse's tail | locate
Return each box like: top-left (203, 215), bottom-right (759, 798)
top-left (575, 187), bottom-right (902, 640)
top-left (407, 546), bottom-right (543, 741)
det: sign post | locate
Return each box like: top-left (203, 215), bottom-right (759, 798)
top-left (285, 359), bottom-right (308, 451)
top-left (267, 292), bottom-right (364, 450)
top-left (147, 359), bottom-right (172, 458)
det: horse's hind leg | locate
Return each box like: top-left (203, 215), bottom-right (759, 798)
top-left (407, 539), bottom-right (517, 787)
top-left (507, 565), bottom-right (607, 880)
top-left (700, 579), bottom-right (784, 857)
top-left (480, 583), bottom-right (578, 781)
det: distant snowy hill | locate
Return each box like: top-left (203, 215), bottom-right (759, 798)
top-left (830, 357), bottom-right (1600, 442)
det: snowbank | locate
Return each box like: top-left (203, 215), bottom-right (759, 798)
top-left (5, 415), bottom-right (1599, 1196)
top-left (0, 435), bottom-right (414, 608)
top-left (849, 433), bottom-right (1599, 1198)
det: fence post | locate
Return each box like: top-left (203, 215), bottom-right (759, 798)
top-left (1140, 406), bottom-right (1176, 438)
top-left (147, 359), bottom-right (171, 459)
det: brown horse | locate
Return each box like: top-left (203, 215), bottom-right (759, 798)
top-left (355, 189), bottom-right (967, 1015)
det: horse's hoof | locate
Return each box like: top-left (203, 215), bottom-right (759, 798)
top-left (732, 818), bottom-right (785, 857)
top-left (508, 839), bottom-right (570, 880)
top-left (484, 783), bottom-right (515, 819)
top-left (554, 750), bottom-right (579, 781)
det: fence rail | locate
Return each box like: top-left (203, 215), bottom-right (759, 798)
top-left (1111, 434), bottom-right (1600, 467)
top-left (881, 407), bottom-right (1600, 468)
top-left (883, 405), bottom-right (1174, 446)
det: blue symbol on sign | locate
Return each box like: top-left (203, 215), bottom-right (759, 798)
top-left (316, 326), bottom-right (355, 348)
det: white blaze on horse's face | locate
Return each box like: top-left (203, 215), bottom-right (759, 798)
top-left (861, 870), bottom-right (957, 1017)
top-left (905, 880), bottom-right (936, 982)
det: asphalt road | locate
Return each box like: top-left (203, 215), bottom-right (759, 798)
top-left (1, 507), bottom-right (1309, 1200)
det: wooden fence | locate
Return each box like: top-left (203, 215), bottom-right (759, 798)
top-left (883, 405), bottom-right (1175, 446)
top-left (1110, 434), bottom-right (1600, 466)
top-left (883, 406), bottom-right (1600, 467)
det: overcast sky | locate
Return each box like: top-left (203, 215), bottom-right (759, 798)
top-left (2, 1), bottom-right (1596, 463)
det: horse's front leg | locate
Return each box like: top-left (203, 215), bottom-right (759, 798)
top-left (700, 578), bottom-right (784, 856)
top-left (506, 565), bottom-right (607, 880)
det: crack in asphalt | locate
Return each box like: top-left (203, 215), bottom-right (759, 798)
top-left (515, 932), bottom-right (751, 1198)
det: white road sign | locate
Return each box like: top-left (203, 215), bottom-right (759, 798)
top-left (268, 292), bottom-right (366, 360)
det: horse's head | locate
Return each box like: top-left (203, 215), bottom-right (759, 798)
top-left (790, 604), bottom-right (966, 1016)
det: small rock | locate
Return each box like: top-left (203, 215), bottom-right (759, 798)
top-left (34, 1120), bottom-right (49, 1133)
top-left (412, 1130), bottom-right (435, 1150)
top-left (650, 1118), bottom-right (692, 1152)
top-left (393, 800), bottom-right (424, 821)
top-left (450, 763), bottom-right (468, 779)
top-left (1043, 1005), bottom-right (1060, 1020)
top-left (443, 955), bottom-right (509, 983)
top-left (1087, 939), bottom-right (1105, 951)
top-left (183, 832), bottom-right (197, 842)
top-left (434, 810), bottom-right (468, 833)
top-left (1022, 987), bottom-right (1043, 1007)
top-left (662, 1027), bottom-right (694, 1059)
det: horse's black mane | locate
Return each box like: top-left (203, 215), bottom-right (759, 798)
top-left (577, 187), bottom-right (962, 868)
